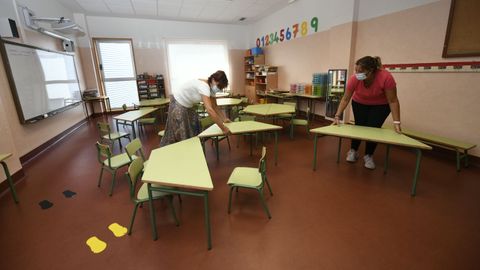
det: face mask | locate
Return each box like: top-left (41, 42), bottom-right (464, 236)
top-left (355, 72), bottom-right (367, 81)
top-left (210, 85), bottom-right (220, 95)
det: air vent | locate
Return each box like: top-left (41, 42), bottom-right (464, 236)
top-left (239, 17), bottom-right (246, 21)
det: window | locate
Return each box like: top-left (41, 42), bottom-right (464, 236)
top-left (166, 40), bottom-right (231, 94)
top-left (94, 39), bottom-right (138, 108)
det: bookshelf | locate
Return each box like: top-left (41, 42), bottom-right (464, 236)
top-left (137, 74), bottom-right (166, 100)
top-left (244, 55), bottom-right (265, 103)
top-left (254, 65), bottom-right (278, 103)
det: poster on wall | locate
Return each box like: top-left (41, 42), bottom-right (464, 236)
top-left (256, 16), bottom-right (318, 48)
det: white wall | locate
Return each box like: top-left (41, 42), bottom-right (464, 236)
top-left (357, 0), bottom-right (440, 21)
top-left (85, 16), bottom-right (249, 50)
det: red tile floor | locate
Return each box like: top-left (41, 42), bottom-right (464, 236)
top-left (0, 116), bottom-right (479, 270)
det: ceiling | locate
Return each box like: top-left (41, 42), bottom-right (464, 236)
top-left (55, 0), bottom-right (292, 24)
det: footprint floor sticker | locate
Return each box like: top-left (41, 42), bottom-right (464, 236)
top-left (62, 190), bottom-right (76, 198)
top-left (108, 223), bottom-right (127, 237)
top-left (86, 236), bottom-right (107, 254)
top-left (38, 200), bottom-right (53, 210)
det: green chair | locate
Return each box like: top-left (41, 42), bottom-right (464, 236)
top-left (96, 142), bottom-right (132, 196)
top-left (227, 146), bottom-right (273, 219)
top-left (234, 114), bottom-right (257, 148)
top-left (125, 157), bottom-right (179, 235)
top-left (125, 138), bottom-right (147, 163)
top-left (0, 153), bottom-right (19, 203)
top-left (276, 101), bottom-right (296, 121)
top-left (138, 108), bottom-right (159, 133)
top-left (200, 116), bottom-right (231, 151)
top-left (290, 107), bottom-right (310, 138)
top-left (97, 122), bottom-right (131, 150)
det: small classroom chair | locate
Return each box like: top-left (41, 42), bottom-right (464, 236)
top-left (227, 147), bottom-right (273, 219)
top-left (200, 116), bottom-right (231, 151)
top-left (138, 108), bottom-right (159, 133)
top-left (97, 122), bottom-right (131, 151)
top-left (125, 157), bottom-right (179, 235)
top-left (290, 107), bottom-right (310, 138)
top-left (0, 153), bottom-right (19, 203)
top-left (95, 142), bottom-right (133, 196)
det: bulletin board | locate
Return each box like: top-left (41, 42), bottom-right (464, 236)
top-left (442, 0), bottom-right (480, 57)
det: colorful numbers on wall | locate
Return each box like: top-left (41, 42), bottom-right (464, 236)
top-left (256, 17), bottom-right (318, 48)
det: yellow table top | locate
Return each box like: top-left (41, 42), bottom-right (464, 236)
top-left (215, 92), bottom-right (230, 98)
top-left (244, 104), bottom-right (295, 116)
top-left (198, 121), bottom-right (282, 138)
top-left (139, 98), bottom-right (170, 107)
top-left (142, 137), bottom-right (213, 191)
top-left (310, 125), bottom-right (432, 150)
top-left (216, 98), bottom-right (242, 106)
top-left (0, 153), bottom-right (13, 162)
top-left (113, 107), bottom-right (159, 122)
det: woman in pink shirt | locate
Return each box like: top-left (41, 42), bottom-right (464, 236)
top-left (333, 56), bottom-right (401, 169)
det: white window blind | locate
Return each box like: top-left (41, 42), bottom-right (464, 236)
top-left (97, 40), bottom-right (138, 108)
top-left (166, 41), bottom-right (231, 94)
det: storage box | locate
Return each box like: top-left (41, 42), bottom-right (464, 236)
top-left (251, 47), bottom-right (263, 56)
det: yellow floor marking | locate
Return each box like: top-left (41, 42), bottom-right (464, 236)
top-left (108, 223), bottom-right (127, 237)
top-left (86, 236), bottom-right (107, 254)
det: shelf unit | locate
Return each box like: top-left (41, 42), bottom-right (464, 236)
top-left (244, 55), bottom-right (265, 103)
top-left (137, 74), bottom-right (166, 100)
top-left (325, 69), bottom-right (347, 120)
top-left (254, 65), bottom-right (278, 103)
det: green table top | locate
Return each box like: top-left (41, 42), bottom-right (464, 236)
top-left (244, 104), bottom-right (295, 116)
top-left (216, 98), bottom-right (242, 106)
top-left (0, 153), bottom-right (13, 162)
top-left (198, 121), bottom-right (282, 138)
top-left (310, 125), bottom-right (432, 150)
top-left (139, 98), bottom-right (170, 107)
top-left (215, 92), bottom-right (230, 98)
top-left (142, 137), bottom-right (213, 191)
top-left (113, 107), bottom-right (159, 122)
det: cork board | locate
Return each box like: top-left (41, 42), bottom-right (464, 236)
top-left (443, 0), bottom-right (480, 57)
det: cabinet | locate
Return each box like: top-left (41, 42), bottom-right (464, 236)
top-left (254, 65), bottom-right (278, 100)
top-left (325, 69), bottom-right (347, 120)
top-left (137, 74), bottom-right (166, 100)
top-left (244, 55), bottom-right (264, 103)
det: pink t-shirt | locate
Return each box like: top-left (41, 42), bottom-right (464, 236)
top-left (346, 69), bottom-right (396, 105)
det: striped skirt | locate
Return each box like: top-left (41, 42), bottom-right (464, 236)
top-left (160, 96), bottom-right (200, 147)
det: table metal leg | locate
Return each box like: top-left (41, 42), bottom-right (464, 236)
top-left (115, 119), bottom-right (120, 133)
top-left (1, 161), bottom-right (19, 203)
top-left (456, 150), bottom-right (461, 172)
top-left (147, 183), bottom-right (158, 240)
top-left (337, 137), bottom-right (342, 163)
top-left (384, 145), bottom-right (391, 174)
top-left (215, 136), bottom-right (219, 161)
top-left (274, 131), bottom-right (278, 165)
top-left (131, 121), bottom-right (137, 139)
top-left (203, 191), bottom-right (212, 250)
top-left (464, 150), bottom-right (469, 168)
top-left (411, 149), bottom-right (422, 196)
top-left (313, 134), bottom-right (318, 171)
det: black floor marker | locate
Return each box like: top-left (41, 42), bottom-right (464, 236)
top-left (63, 190), bottom-right (76, 198)
top-left (39, 200), bottom-right (53, 210)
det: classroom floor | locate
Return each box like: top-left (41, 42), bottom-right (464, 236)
top-left (1, 115), bottom-right (479, 270)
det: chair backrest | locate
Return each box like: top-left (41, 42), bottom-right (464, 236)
top-left (122, 104), bottom-right (127, 112)
top-left (240, 97), bottom-right (249, 104)
top-left (96, 141), bottom-right (112, 168)
top-left (125, 138), bottom-right (146, 161)
top-left (126, 156), bottom-right (144, 199)
top-left (239, 115), bottom-right (256, 121)
top-left (97, 122), bottom-right (112, 140)
top-left (199, 116), bottom-right (215, 130)
top-left (258, 147), bottom-right (267, 181)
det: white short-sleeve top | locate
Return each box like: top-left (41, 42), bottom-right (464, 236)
top-left (172, 79), bottom-right (211, 108)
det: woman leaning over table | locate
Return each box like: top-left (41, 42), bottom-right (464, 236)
top-left (333, 56), bottom-right (401, 170)
top-left (160, 70), bottom-right (231, 147)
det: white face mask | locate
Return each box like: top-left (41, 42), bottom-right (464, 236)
top-left (210, 85), bottom-right (220, 95)
top-left (355, 72), bottom-right (367, 81)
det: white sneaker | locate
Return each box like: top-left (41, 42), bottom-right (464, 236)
top-left (346, 149), bottom-right (359, 162)
top-left (363, 155), bottom-right (376, 169)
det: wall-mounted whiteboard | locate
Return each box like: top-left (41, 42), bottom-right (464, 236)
top-left (0, 40), bottom-right (81, 124)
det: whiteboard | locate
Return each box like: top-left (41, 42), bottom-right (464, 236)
top-left (0, 40), bottom-right (81, 123)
